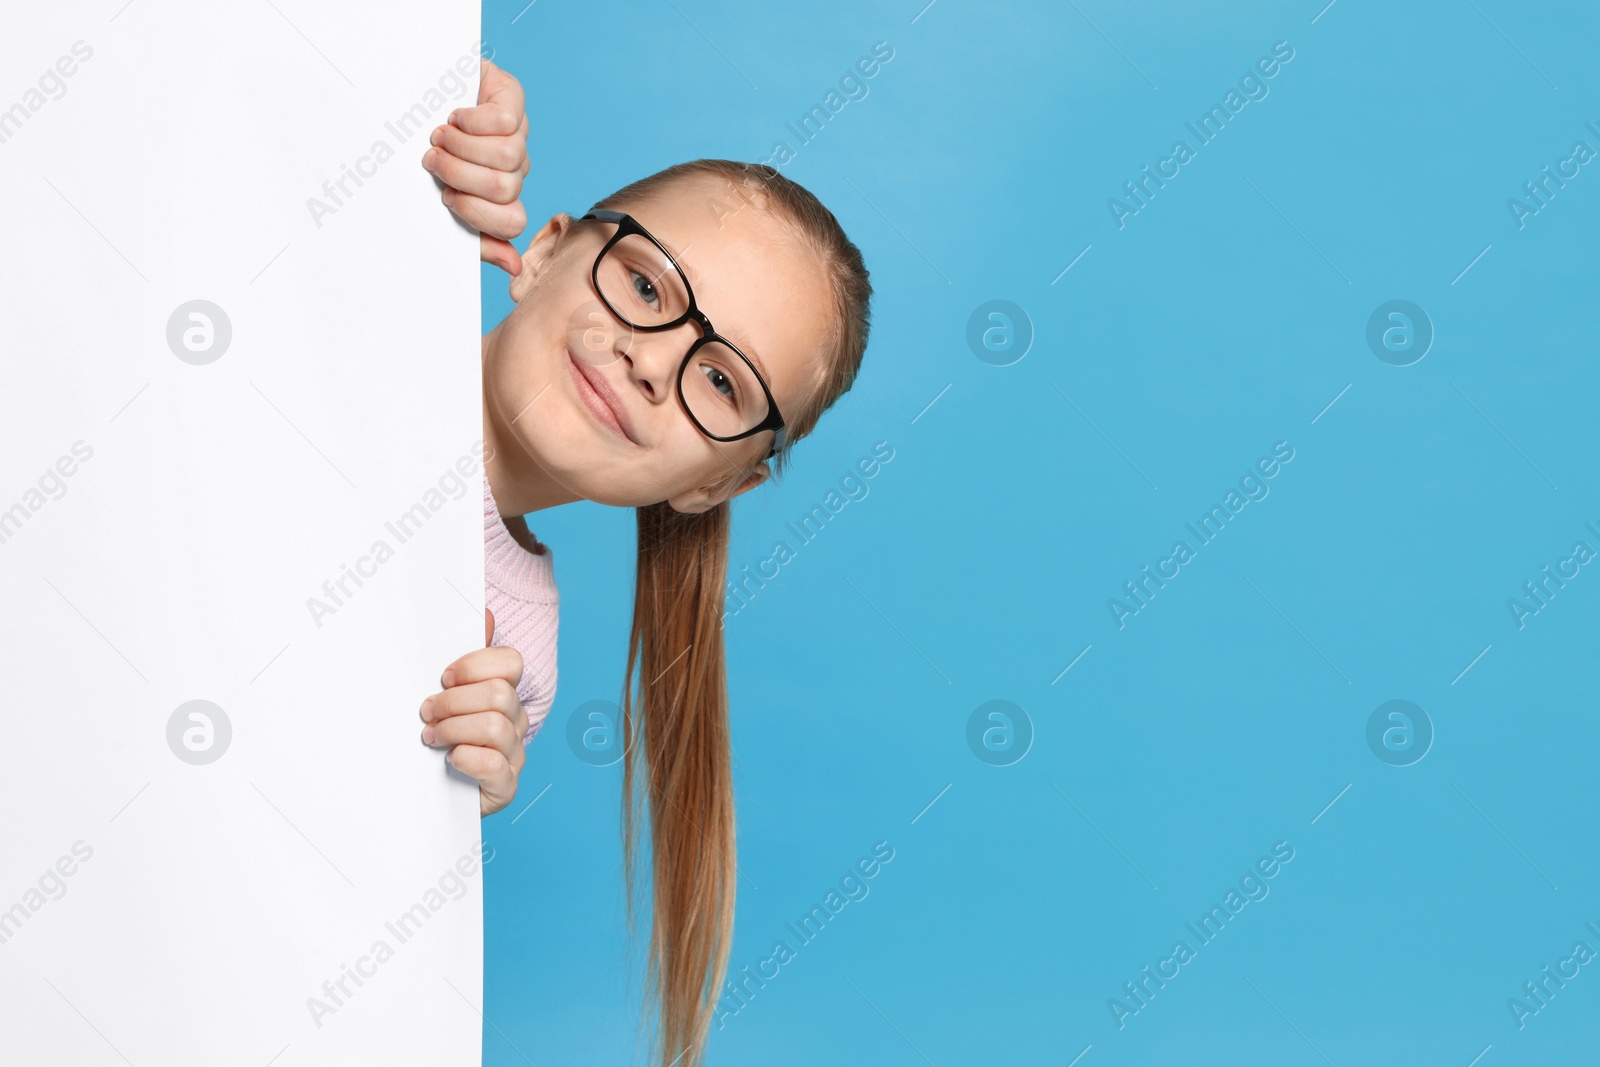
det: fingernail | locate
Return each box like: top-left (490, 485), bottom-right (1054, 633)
top-left (421, 697), bottom-right (435, 721)
top-left (442, 669), bottom-right (456, 688)
top-left (422, 147), bottom-right (436, 170)
top-left (430, 126), bottom-right (444, 146)
top-left (448, 110), bottom-right (460, 126)
top-left (422, 725), bottom-right (436, 745)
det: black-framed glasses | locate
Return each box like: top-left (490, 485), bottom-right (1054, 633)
top-left (577, 208), bottom-right (787, 459)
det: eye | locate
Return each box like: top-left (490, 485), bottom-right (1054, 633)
top-left (629, 268), bottom-right (659, 310)
top-left (697, 363), bottom-right (739, 404)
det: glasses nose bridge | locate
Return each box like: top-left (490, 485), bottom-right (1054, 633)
top-left (644, 305), bottom-right (708, 349)
top-left (683, 304), bottom-right (713, 340)
top-left (659, 306), bottom-right (714, 367)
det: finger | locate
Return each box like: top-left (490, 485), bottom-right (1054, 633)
top-left (442, 187), bottom-right (527, 241)
top-left (440, 111), bottom-right (529, 184)
top-left (439, 643), bottom-right (523, 691)
top-left (426, 150), bottom-right (523, 205)
top-left (424, 677), bottom-right (522, 726)
top-left (479, 57), bottom-right (525, 116)
top-left (448, 103), bottom-right (520, 138)
top-left (445, 743), bottom-right (518, 816)
top-left (430, 121), bottom-right (525, 173)
top-left (486, 607), bottom-right (495, 647)
top-left (446, 94), bottom-right (520, 139)
top-left (430, 125), bottom-right (518, 171)
top-left (481, 234), bottom-right (522, 278)
top-left (448, 59), bottom-right (524, 137)
top-left (425, 709), bottom-right (527, 768)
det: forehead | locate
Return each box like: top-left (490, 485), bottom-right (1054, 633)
top-left (618, 177), bottom-right (833, 411)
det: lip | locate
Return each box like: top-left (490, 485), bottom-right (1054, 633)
top-left (567, 347), bottom-right (639, 445)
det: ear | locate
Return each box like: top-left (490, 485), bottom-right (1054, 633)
top-left (508, 212), bottom-right (574, 304)
top-left (667, 460), bottom-right (770, 515)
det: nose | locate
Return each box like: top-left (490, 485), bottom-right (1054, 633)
top-left (621, 320), bottom-right (702, 404)
top-left (624, 310), bottom-right (713, 398)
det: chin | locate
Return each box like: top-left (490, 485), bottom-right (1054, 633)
top-left (573, 479), bottom-right (654, 510)
top-left (517, 424), bottom-right (640, 508)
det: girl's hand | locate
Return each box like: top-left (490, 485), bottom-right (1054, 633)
top-left (420, 608), bottom-right (528, 817)
top-left (422, 56), bottom-right (531, 280)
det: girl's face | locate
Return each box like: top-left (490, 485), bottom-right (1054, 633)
top-left (485, 175), bottom-right (836, 512)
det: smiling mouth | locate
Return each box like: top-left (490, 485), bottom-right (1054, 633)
top-left (567, 347), bottom-right (636, 445)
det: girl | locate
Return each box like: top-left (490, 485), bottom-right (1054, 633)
top-left (423, 59), bottom-right (874, 1067)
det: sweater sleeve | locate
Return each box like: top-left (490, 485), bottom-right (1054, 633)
top-left (483, 472), bottom-right (560, 747)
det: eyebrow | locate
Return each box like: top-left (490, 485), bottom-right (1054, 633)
top-left (734, 335), bottom-right (773, 389)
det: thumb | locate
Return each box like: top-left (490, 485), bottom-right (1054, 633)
top-left (477, 56), bottom-right (498, 107)
top-left (485, 607), bottom-right (495, 647)
top-left (481, 234), bottom-right (521, 279)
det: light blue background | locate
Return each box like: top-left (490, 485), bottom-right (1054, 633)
top-left (478, 1), bottom-right (1600, 1063)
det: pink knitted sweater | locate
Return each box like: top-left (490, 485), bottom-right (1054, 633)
top-left (483, 470), bottom-right (560, 748)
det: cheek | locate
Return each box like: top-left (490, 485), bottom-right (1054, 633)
top-left (646, 425), bottom-right (732, 495)
top-left (491, 318), bottom-right (550, 402)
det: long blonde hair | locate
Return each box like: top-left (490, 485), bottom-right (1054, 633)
top-left (593, 160), bottom-right (872, 1067)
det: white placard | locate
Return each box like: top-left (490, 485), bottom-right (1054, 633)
top-left (0, 4), bottom-right (489, 1063)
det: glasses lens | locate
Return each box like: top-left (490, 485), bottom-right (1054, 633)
top-left (595, 233), bottom-right (690, 328)
top-left (681, 340), bottom-right (769, 439)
